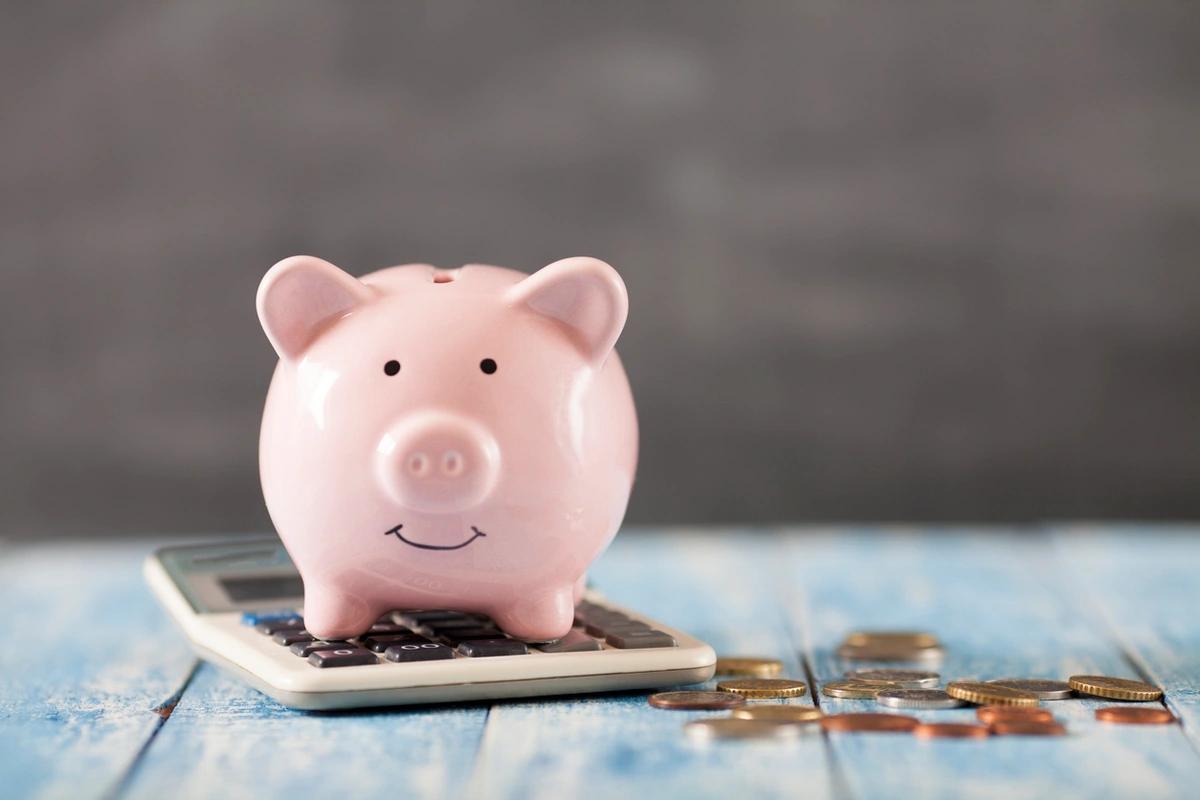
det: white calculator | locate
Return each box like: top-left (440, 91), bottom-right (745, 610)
top-left (145, 538), bottom-right (716, 710)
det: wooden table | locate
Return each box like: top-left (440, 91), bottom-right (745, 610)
top-left (4, 526), bottom-right (1199, 799)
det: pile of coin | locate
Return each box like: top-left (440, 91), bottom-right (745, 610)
top-left (648, 636), bottom-right (1174, 742)
top-left (836, 631), bottom-right (944, 662)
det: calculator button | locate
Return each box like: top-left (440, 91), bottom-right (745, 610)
top-left (362, 634), bottom-right (426, 653)
top-left (361, 623), bottom-right (413, 637)
top-left (536, 630), bottom-right (604, 653)
top-left (307, 647), bottom-right (378, 668)
top-left (384, 641), bottom-right (456, 662)
top-left (397, 610), bottom-right (467, 624)
top-left (290, 640), bottom-right (353, 657)
top-left (605, 630), bottom-right (677, 649)
top-left (437, 627), bottom-right (505, 643)
top-left (256, 618), bottom-right (306, 635)
top-left (272, 630), bottom-right (315, 646)
top-left (424, 617), bottom-right (496, 630)
top-left (457, 639), bottom-right (529, 657)
top-left (584, 620), bottom-right (648, 638)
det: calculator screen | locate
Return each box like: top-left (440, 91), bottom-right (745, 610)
top-left (219, 574), bottom-right (305, 603)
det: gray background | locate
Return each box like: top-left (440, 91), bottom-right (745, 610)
top-left (3, 2), bottom-right (1199, 538)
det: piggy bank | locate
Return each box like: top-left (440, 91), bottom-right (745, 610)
top-left (256, 255), bottom-right (638, 642)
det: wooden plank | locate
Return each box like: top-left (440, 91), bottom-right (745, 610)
top-left (779, 527), bottom-right (1200, 800)
top-left (1053, 524), bottom-right (1200, 755)
top-left (0, 541), bottom-right (196, 800)
top-left (461, 529), bottom-right (836, 800)
top-left (123, 661), bottom-right (490, 799)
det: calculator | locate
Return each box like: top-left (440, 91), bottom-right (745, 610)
top-left (145, 538), bottom-right (716, 710)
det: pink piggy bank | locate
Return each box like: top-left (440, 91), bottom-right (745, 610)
top-left (256, 255), bottom-right (638, 642)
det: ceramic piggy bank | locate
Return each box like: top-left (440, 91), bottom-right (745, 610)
top-left (256, 255), bottom-right (638, 642)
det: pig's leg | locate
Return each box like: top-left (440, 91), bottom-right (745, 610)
top-left (302, 582), bottom-right (376, 641)
top-left (490, 585), bottom-right (576, 642)
top-left (572, 574), bottom-right (587, 605)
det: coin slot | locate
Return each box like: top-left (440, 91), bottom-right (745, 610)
top-left (433, 272), bottom-right (454, 283)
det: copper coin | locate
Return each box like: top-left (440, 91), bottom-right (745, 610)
top-left (990, 720), bottom-right (1068, 736)
top-left (648, 690), bottom-right (746, 710)
top-left (1095, 706), bottom-right (1176, 725)
top-left (976, 706), bottom-right (1054, 725)
top-left (913, 723), bottom-right (991, 739)
top-left (821, 713), bottom-right (920, 733)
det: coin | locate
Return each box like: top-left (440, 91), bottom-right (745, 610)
top-left (731, 704), bottom-right (824, 723)
top-left (946, 681), bottom-right (1040, 707)
top-left (684, 718), bottom-right (803, 741)
top-left (648, 690), bottom-right (746, 710)
top-left (1068, 675), bottom-right (1163, 702)
top-left (844, 631), bottom-right (940, 648)
top-left (987, 678), bottom-right (1073, 700)
top-left (714, 657), bottom-right (784, 678)
top-left (976, 706), bottom-right (1055, 725)
top-left (821, 713), bottom-right (920, 733)
top-left (876, 689), bottom-right (964, 710)
top-left (913, 723), bottom-right (990, 739)
top-left (823, 680), bottom-right (889, 699)
top-left (847, 669), bottom-right (940, 688)
top-left (836, 643), bottom-right (945, 662)
top-left (717, 678), bottom-right (807, 699)
top-left (990, 720), bottom-right (1068, 736)
top-left (1095, 706), bottom-right (1176, 725)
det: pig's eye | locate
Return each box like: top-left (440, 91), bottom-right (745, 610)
top-left (479, 358), bottom-right (497, 375)
top-left (383, 360), bottom-right (401, 376)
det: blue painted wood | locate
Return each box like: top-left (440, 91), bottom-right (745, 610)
top-left (1053, 525), bottom-right (1200, 755)
top-left (460, 530), bottom-right (835, 800)
top-left (0, 541), bottom-right (196, 800)
top-left (122, 662), bottom-right (490, 800)
top-left (781, 527), bottom-right (1200, 800)
top-left (8, 528), bottom-right (1200, 800)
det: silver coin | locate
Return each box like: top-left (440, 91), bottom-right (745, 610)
top-left (875, 689), bottom-right (964, 709)
top-left (845, 669), bottom-right (940, 688)
top-left (987, 678), bottom-right (1074, 700)
top-left (683, 718), bottom-right (803, 742)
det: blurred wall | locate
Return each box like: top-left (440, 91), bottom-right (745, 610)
top-left (3, 2), bottom-right (1199, 537)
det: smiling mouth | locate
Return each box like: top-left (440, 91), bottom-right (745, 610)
top-left (384, 524), bottom-right (487, 551)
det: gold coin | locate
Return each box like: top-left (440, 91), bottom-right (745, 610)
top-left (717, 678), bottom-right (807, 699)
top-left (844, 631), bottom-right (940, 648)
top-left (731, 704), bottom-right (823, 723)
top-left (1068, 675), bottom-right (1163, 702)
top-left (714, 656), bottom-right (784, 678)
top-left (822, 680), bottom-right (889, 699)
top-left (946, 681), bottom-right (1040, 707)
top-left (836, 643), bottom-right (945, 662)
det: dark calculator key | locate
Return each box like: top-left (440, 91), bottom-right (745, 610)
top-left (384, 641), bottom-right (456, 662)
top-left (425, 617), bottom-right (498, 630)
top-left (605, 630), bottom-right (677, 649)
top-left (398, 610), bottom-right (468, 623)
top-left (457, 639), bottom-right (529, 657)
top-left (256, 618), bottom-right (306, 635)
top-left (362, 634), bottom-right (427, 653)
top-left (307, 647), bottom-right (378, 668)
top-left (290, 640), bottom-right (353, 657)
top-left (272, 630), bottom-right (315, 646)
top-left (361, 623), bottom-right (412, 637)
top-left (438, 627), bottom-right (505, 643)
top-left (584, 620), bottom-right (648, 638)
top-left (536, 629), bottom-right (604, 653)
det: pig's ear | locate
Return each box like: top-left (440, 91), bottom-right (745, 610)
top-left (257, 256), bottom-right (374, 360)
top-left (507, 257), bottom-right (628, 364)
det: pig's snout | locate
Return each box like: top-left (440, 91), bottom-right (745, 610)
top-left (376, 411), bottom-right (500, 513)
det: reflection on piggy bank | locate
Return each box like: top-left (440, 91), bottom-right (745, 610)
top-left (256, 255), bottom-right (638, 642)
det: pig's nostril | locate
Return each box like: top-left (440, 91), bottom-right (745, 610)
top-left (407, 453), bottom-right (431, 477)
top-left (442, 450), bottom-right (465, 477)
